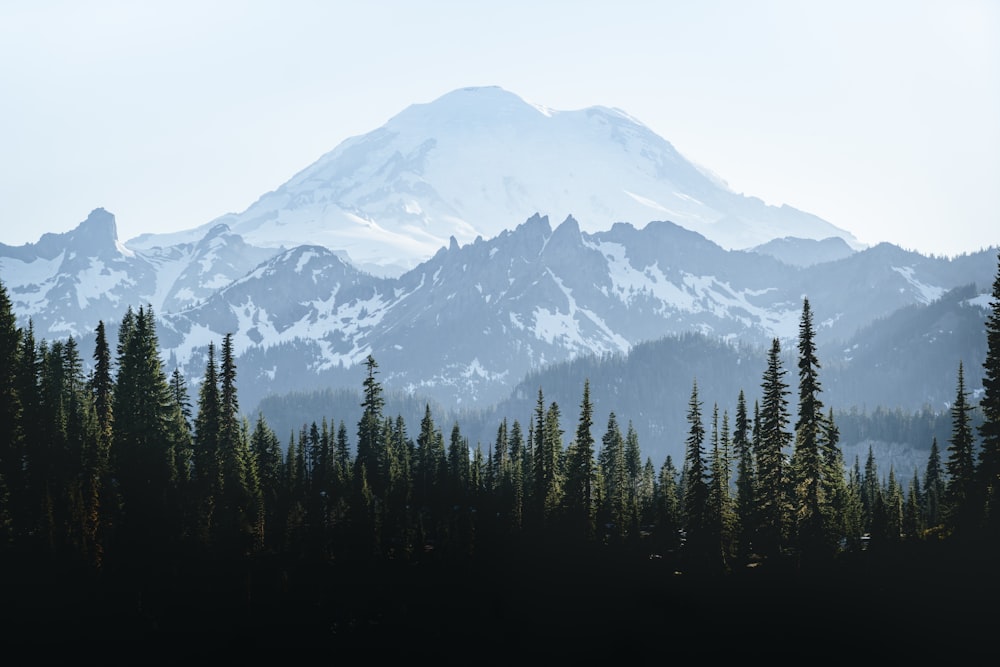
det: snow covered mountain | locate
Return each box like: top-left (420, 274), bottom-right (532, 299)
top-left (12, 209), bottom-right (980, 408)
top-left (125, 86), bottom-right (863, 277)
top-left (1, 204), bottom-right (995, 467)
top-left (2, 84), bottom-right (995, 466)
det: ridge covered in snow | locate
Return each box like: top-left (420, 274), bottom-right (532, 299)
top-left (125, 86), bottom-right (863, 277)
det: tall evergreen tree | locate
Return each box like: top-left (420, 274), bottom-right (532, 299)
top-left (85, 320), bottom-right (114, 569)
top-left (732, 389), bottom-right (755, 563)
top-left (862, 445), bottom-right (880, 534)
top-left (945, 360), bottom-right (977, 539)
top-left (15, 322), bottom-right (41, 547)
top-left (977, 250), bottom-right (1000, 544)
top-left (193, 342), bottom-right (221, 547)
top-left (819, 408), bottom-right (849, 553)
top-left (756, 338), bottom-right (792, 560)
top-left (508, 419), bottom-right (525, 533)
top-left (0, 280), bottom-right (22, 550)
top-left (110, 306), bottom-right (183, 569)
top-left (356, 355), bottom-right (386, 498)
top-left (924, 437), bottom-right (945, 530)
top-left (541, 400), bottom-right (565, 528)
top-left (415, 403), bottom-right (445, 522)
top-left (624, 419), bottom-right (645, 535)
top-left (563, 380), bottom-right (597, 542)
top-left (532, 388), bottom-right (563, 529)
top-left (249, 411), bottom-right (283, 552)
top-left (655, 454), bottom-right (682, 554)
top-left (790, 297), bottom-right (826, 560)
top-left (903, 468), bottom-right (924, 541)
top-left (885, 466), bottom-right (904, 542)
top-left (599, 411), bottom-right (627, 543)
top-left (707, 404), bottom-right (735, 570)
top-left (353, 355), bottom-right (386, 556)
top-left (681, 379), bottom-right (710, 569)
top-left (843, 456), bottom-right (865, 551)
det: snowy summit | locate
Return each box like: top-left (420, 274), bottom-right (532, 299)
top-left (125, 86), bottom-right (861, 277)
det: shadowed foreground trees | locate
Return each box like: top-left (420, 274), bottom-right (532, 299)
top-left (2, 263), bottom-right (1000, 653)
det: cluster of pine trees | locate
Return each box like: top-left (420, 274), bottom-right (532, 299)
top-left (1, 252), bottom-right (999, 643)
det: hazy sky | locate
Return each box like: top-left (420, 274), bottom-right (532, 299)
top-left (2, 0), bottom-right (998, 258)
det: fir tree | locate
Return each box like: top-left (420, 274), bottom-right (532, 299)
top-left (249, 411), bottom-right (283, 551)
top-left (0, 280), bottom-right (22, 550)
top-left (945, 360), bottom-right (977, 539)
top-left (732, 389), bottom-right (755, 563)
top-left (85, 320), bottom-right (114, 569)
top-left (756, 338), bottom-right (792, 560)
top-left (843, 456), bottom-right (864, 551)
top-left (193, 342), bottom-right (221, 546)
top-left (110, 306), bottom-right (183, 568)
top-left (977, 250), bottom-right (1000, 544)
top-left (356, 355), bottom-right (386, 499)
top-left (624, 419), bottom-right (645, 535)
top-left (563, 380), bottom-right (597, 542)
top-left (599, 411), bottom-right (627, 542)
top-left (924, 437), bottom-right (945, 530)
top-left (819, 408), bottom-right (849, 553)
top-left (790, 297), bottom-right (826, 560)
top-left (682, 379), bottom-right (710, 569)
top-left (655, 454), bottom-right (682, 554)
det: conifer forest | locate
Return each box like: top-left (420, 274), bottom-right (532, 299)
top-left (2, 253), bottom-right (1000, 658)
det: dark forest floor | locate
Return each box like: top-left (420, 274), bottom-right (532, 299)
top-left (3, 539), bottom-right (997, 662)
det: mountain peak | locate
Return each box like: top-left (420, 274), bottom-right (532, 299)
top-left (65, 207), bottom-right (131, 258)
top-left (126, 87), bottom-right (862, 276)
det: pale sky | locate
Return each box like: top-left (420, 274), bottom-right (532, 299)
top-left (2, 0), bottom-right (998, 258)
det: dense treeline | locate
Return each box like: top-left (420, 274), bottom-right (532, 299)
top-left (2, 254), bottom-right (1000, 651)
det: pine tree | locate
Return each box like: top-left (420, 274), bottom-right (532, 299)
top-left (0, 280), bottom-right (22, 549)
top-left (542, 400), bottom-right (565, 528)
top-left (85, 320), bottom-right (113, 569)
top-left (563, 380), bottom-right (597, 542)
top-left (356, 355), bottom-right (386, 499)
top-left (707, 404), bottom-right (735, 570)
top-left (624, 419), bottom-right (645, 536)
top-left (508, 419), bottom-right (525, 533)
top-left (732, 389), bottom-right (755, 563)
top-left (924, 437), bottom-right (945, 530)
top-left (110, 306), bottom-right (183, 568)
top-left (249, 411), bottom-right (283, 551)
top-left (532, 388), bottom-right (564, 529)
top-left (598, 411), bottom-right (627, 542)
top-left (885, 466), bottom-right (904, 542)
top-left (790, 297), bottom-right (826, 560)
top-left (447, 421), bottom-right (470, 501)
top-left (218, 334), bottom-right (251, 535)
top-left (977, 250), bottom-right (1000, 544)
top-left (843, 456), bottom-right (864, 550)
top-left (354, 355), bottom-right (386, 556)
top-left (415, 403), bottom-right (445, 522)
top-left (945, 360), bottom-right (977, 539)
top-left (819, 408), bottom-right (849, 553)
top-left (682, 379), bottom-right (710, 569)
top-left (193, 342), bottom-right (221, 546)
top-left (756, 338), bottom-right (792, 560)
top-left (862, 445), bottom-right (880, 534)
top-left (655, 455), bottom-right (682, 554)
top-left (15, 322), bottom-right (40, 546)
top-left (903, 468), bottom-right (924, 541)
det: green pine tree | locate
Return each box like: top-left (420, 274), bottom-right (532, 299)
top-left (977, 250), bottom-right (1000, 544)
top-left (563, 379), bottom-right (597, 542)
top-left (756, 338), bottom-right (792, 561)
top-left (945, 360), bottom-right (977, 540)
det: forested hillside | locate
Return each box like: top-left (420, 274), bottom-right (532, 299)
top-left (1, 254), bottom-right (999, 655)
